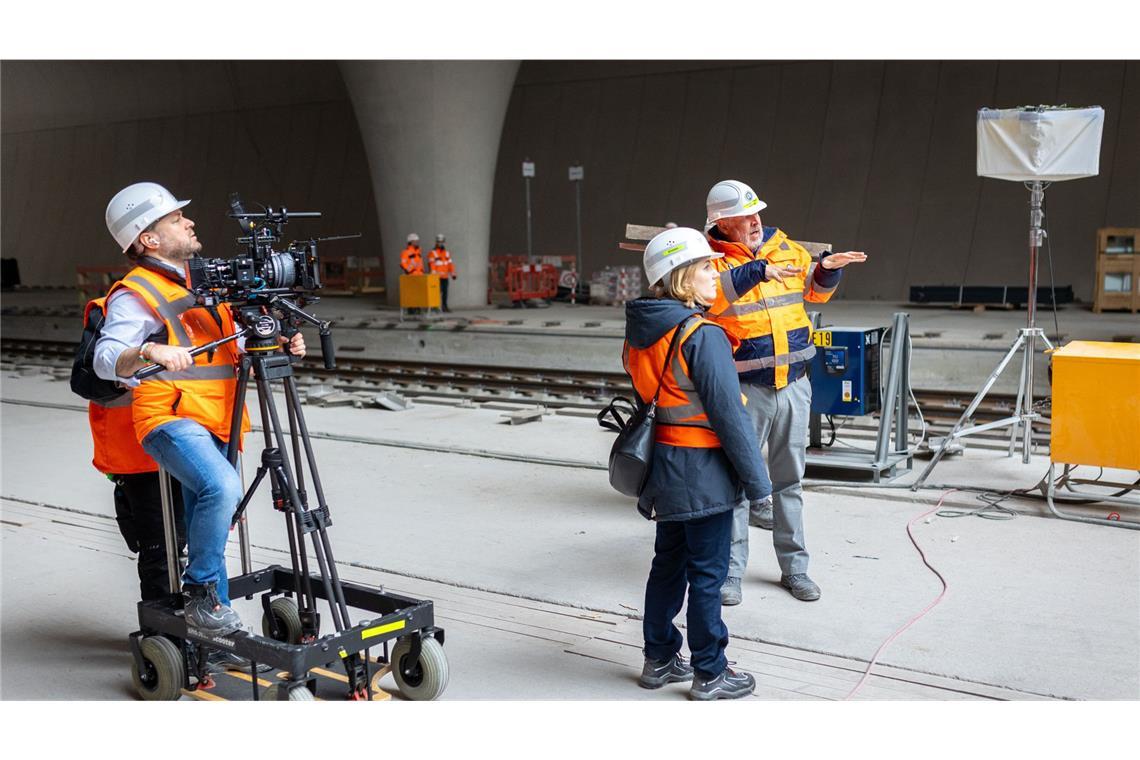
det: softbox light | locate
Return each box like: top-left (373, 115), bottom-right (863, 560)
top-left (976, 106), bottom-right (1104, 182)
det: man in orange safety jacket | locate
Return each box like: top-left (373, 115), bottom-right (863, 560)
top-left (704, 179), bottom-right (867, 605)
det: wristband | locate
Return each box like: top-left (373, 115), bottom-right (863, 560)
top-left (139, 342), bottom-right (154, 362)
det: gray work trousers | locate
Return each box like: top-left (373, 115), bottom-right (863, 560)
top-left (728, 375), bottom-right (811, 579)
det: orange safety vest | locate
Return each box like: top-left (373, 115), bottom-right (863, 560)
top-left (108, 266), bottom-right (250, 445)
top-left (623, 314), bottom-right (743, 448)
top-left (400, 245), bottom-right (424, 275)
top-left (707, 228), bottom-right (837, 389)
top-left (85, 295), bottom-right (159, 475)
top-left (428, 247), bottom-right (455, 277)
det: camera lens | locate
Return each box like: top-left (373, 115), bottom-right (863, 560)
top-left (265, 251), bottom-right (296, 289)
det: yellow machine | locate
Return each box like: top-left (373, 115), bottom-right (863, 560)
top-left (1050, 340), bottom-right (1140, 470)
top-left (399, 274), bottom-right (441, 319)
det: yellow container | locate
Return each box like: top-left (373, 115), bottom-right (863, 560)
top-left (399, 274), bottom-right (441, 309)
top-left (1050, 340), bottom-right (1140, 469)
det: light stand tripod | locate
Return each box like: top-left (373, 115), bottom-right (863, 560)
top-left (913, 180), bottom-right (1054, 489)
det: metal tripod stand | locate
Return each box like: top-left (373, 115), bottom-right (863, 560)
top-left (913, 180), bottom-right (1055, 489)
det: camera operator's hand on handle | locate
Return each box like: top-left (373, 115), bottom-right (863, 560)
top-left (279, 332), bottom-right (306, 358)
top-left (146, 344), bottom-right (195, 372)
top-left (116, 342), bottom-right (193, 380)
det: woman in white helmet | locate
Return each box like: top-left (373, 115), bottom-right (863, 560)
top-left (623, 227), bottom-right (771, 700)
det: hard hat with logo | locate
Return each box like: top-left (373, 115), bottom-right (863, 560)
top-left (105, 182), bottom-right (191, 252)
top-left (643, 227), bottom-right (723, 287)
top-left (407, 233), bottom-right (420, 243)
top-left (703, 179), bottom-right (767, 232)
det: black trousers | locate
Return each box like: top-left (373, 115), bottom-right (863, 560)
top-left (439, 277), bottom-right (450, 311)
top-left (113, 472), bottom-right (186, 601)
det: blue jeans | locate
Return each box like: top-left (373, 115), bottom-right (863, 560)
top-left (142, 418), bottom-right (242, 605)
top-left (643, 509), bottom-right (733, 679)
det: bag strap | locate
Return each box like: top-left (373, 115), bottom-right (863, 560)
top-left (649, 313), bottom-right (700, 404)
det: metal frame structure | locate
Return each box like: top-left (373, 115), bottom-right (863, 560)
top-left (806, 311), bottom-right (913, 482)
top-left (129, 311), bottom-right (446, 701)
top-left (1041, 464), bottom-right (1140, 531)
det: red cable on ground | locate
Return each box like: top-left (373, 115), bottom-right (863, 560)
top-left (844, 489), bottom-right (958, 700)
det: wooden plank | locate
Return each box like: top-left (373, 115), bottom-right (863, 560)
top-left (625, 224), bottom-right (665, 241)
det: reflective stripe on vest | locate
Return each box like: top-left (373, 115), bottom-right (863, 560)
top-left (708, 231), bottom-right (819, 389)
top-left (625, 315), bottom-right (724, 448)
top-left (733, 345), bottom-right (817, 373)
top-left (112, 266), bottom-right (247, 444)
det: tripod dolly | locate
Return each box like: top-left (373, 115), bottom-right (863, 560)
top-left (127, 295), bottom-right (449, 701)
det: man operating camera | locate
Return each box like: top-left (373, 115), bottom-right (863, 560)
top-left (96, 182), bottom-right (304, 638)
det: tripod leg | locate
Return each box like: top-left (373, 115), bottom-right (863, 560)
top-left (283, 376), bottom-right (352, 627)
top-left (1008, 346), bottom-right (1029, 458)
top-left (913, 333), bottom-right (1027, 489)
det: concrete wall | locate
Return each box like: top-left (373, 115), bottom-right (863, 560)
top-left (1, 61), bottom-right (382, 287)
top-left (490, 61), bottom-right (1140, 301)
top-left (340, 61), bottom-right (519, 307)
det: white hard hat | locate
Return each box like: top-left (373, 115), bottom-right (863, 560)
top-left (703, 179), bottom-right (767, 232)
top-left (436, 234), bottom-right (446, 242)
top-left (105, 182), bottom-right (191, 252)
top-left (643, 227), bottom-right (723, 287)
top-left (407, 233), bottom-right (420, 243)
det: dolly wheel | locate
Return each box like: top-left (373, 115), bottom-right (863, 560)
top-left (261, 597), bottom-right (303, 644)
top-left (264, 683), bottom-right (315, 701)
top-left (391, 636), bottom-right (448, 701)
top-left (131, 636), bottom-right (185, 701)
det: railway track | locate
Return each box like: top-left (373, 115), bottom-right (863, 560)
top-left (0, 337), bottom-right (1050, 445)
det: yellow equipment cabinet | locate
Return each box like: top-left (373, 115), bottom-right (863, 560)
top-left (399, 274), bottom-right (441, 319)
top-left (1050, 341), bottom-right (1140, 470)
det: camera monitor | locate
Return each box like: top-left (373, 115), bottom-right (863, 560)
top-left (976, 106), bottom-right (1104, 182)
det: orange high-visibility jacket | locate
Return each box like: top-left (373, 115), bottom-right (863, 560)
top-left (85, 295), bottom-right (159, 475)
top-left (707, 227), bottom-right (841, 389)
top-left (428, 246), bottom-right (456, 277)
top-left (623, 315), bottom-right (744, 448)
top-left (108, 266), bottom-right (250, 445)
top-left (400, 245), bottom-right (424, 275)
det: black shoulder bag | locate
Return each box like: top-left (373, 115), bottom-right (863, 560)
top-left (598, 315), bottom-right (696, 497)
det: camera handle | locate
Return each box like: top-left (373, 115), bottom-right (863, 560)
top-left (270, 295), bottom-right (336, 370)
top-left (132, 329), bottom-right (249, 381)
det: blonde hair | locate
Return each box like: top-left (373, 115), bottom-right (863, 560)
top-left (652, 259), bottom-right (711, 308)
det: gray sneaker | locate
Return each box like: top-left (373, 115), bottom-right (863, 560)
top-left (183, 583), bottom-right (242, 633)
top-left (748, 497), bottom-right (774, 530)
top-left (206, 648), bottom-right (273, 674)
top-left (720, 577), bottom-right (742, 606)
top-left (780, 574), bottom-right (821, 601)
top-left (638, 653), bottom-right (694, 689)
top-left (690, 667), bottom-right (756, 700)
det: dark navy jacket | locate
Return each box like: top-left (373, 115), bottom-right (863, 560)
top-left (624, 298), bottom-right (773, 522)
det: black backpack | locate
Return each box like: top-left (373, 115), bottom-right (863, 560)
top-left (70, 298), bottom-right (128, 404)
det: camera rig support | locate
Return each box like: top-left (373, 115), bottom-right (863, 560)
top-left (126, 203), bottom-right (448, 702)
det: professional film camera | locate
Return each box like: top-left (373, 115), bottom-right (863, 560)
top-left (187, 195), bottom-right (324, 304)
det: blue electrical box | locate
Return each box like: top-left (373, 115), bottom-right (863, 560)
top-left (809, 326), bottom-right (884, 416)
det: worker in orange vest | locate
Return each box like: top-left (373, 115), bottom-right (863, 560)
top-left (428, 234), bottom-right (457, 312)
top-left (97, 182), bottom-right (305, 639)
top-left (625, 227), bottom-right (771, 700)
top-left (401, 233), bottom-right (425, 275)
top-left (703, 179), bottom-right (867, 605)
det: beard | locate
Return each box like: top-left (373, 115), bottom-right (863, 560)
top-left (166, 237), bottom-right (202, 261)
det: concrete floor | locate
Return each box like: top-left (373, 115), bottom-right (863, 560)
top-left (2, 370), bottom-right (1137, 701)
